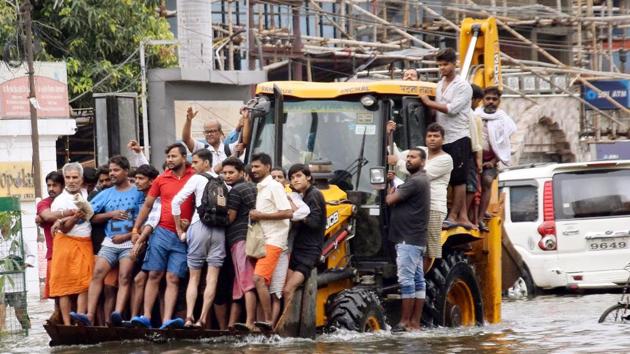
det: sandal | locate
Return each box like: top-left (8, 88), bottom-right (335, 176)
top-left (70, 312), bottom-right (92, 327)
top-left (442, 219), bottom-right (459, 230)
top-left (391, 323), bottom-right (407, 333)
top-left (159, 317), bottom-right (184, 330)
top-left (234, 323), bottom-right (253, 332)
top-left (233, 323), bottom-right (248, 332)
top-left (478, 221), bottom-right (489, 232)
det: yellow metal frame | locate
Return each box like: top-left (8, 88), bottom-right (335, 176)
top-left (315, 185), bottom-right (355, 327)
top-left (256, 80), bottom-right (436, 99)
top-left (459, 17), bottom-right (502, 89)
top-left (255, 33), bottom-right (505, 326)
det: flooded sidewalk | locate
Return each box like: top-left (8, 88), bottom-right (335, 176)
top-left (2, 292), bottom-right (630, 353)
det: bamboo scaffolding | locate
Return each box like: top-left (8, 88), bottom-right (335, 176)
top-left (308, 0), bottom-right (356, 40)
top-left (501, 53), bottom-right (624, 126)
top-left (350, 0), bottom-right (435, 50)
top-left (466, 0), bottom-right (630, 127)
top-left (228, 0), bottom-right (235, 70)
top-left (262, 31), bottom-right (404, 49)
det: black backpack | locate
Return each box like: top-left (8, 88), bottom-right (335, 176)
top-left (197, 173), bottom-right (230, 227)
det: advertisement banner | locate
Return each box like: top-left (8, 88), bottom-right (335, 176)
top-left (595, 141), bottom-right (630, 160)
top-left (582, 80), bottom-right (630, 110)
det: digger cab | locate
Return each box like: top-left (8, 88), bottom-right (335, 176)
top-left (244, 80), bottom-right (499, 331)
top-left (248, 81), bottom-right (435, 264)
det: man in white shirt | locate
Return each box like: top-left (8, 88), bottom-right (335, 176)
top-left (181, 106), bottom-right (244, 172)
top-left (127, 139), bottom-right (150, 167)
top-left (467, 84), bottom-right (485, 228)
top-left (249, 153), bottom-right (292, 330)
top-left (49, 162), bottom-right (94, 325)
top-left (171, 148), bottom-right (227, 328)
top-left (423, 124), bottom-right (453, 264)
top-left (419, 48), bottom-right (474, 230)
top-left (474, 87), bottom-right (516, 231)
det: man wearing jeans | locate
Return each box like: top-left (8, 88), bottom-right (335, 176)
top-left (386, 148), bottom-right (430, 332)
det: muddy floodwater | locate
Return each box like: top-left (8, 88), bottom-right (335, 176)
top-left (2, 292), bottom-right (630, 353)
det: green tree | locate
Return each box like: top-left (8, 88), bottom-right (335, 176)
top-left (0, 0), bottom-right (177, 107)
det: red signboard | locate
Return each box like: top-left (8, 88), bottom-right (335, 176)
top-left (0, 76), bottom-right (70, 118)
top-left (0, 62), bottom-right (70, 119)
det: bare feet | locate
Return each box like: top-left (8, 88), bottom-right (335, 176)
top-left (192, 320), bottom-right (205, 329)
top-left (184, 317), bottom-right (195, 328)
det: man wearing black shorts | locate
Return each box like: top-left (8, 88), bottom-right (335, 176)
top-left (282, 164), bottom-right (326, 307)
top-left (419, 48), bottom-right (474, 230)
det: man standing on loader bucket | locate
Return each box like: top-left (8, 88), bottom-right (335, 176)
top-left (386, 148), bottom-right (430, 332)
top-left (419, 47), bottom-right (474, 230)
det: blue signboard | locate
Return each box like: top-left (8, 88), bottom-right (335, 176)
top-left (582, 80), bottom-right (630, 110)
top-left (595, 141), bottom-right (630, 160)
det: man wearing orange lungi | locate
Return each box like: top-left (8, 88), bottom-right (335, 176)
top-left (50, 162), bottom-right (94, 325)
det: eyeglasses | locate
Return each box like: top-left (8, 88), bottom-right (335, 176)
top-left (203, 129), bottom-right (220, 135)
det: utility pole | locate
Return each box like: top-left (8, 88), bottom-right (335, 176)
top-left (21, 0), bottom-right (42, 199)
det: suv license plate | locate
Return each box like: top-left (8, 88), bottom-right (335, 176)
top-left (587, 238), bottom-right (629, 251)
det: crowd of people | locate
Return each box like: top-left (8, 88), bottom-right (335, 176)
top-left (35, 106), bottom-right (325, 332)
top-left (388, 47), bottom-right (516, 332)
top-left (32, 46), bottom-right (515, 334)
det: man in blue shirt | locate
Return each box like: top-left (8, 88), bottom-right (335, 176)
top-left (70, 155), bottom-right (145, 326)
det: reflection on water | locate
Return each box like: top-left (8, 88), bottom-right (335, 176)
top-left (3, 293), bottom-right (630, 353)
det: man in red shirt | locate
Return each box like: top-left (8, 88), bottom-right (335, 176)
top-left (35, 171), bottom-right (65, 299)
top-left (130, 143), bottom-right (195, 329)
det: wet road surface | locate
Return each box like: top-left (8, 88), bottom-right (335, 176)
top-left (2, 292), bottom-right (630, 353)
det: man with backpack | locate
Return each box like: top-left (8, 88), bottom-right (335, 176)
top-left (172, 149), bottom-right (228, 328)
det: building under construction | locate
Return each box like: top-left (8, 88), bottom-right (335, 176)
top-left (69, 0), bottom-right (630, 166)
top-left (158, 0), bottom-right (629, 163)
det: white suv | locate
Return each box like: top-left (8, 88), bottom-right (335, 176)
top-left (500, 160), bottom-right (630, 293)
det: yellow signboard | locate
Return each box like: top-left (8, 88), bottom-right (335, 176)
top-left (0, 162), bottom-right (35, 201)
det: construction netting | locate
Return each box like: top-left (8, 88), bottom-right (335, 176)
top-left (0, 197), bottom-right (29, 334)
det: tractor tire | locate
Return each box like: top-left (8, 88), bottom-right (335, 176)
top-left (422, 251), bottom-right (484, 327)
top-left (326, 288), bottom-right (386, 332)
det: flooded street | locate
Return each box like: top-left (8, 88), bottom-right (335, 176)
top-left (2, 292), bottom-right (630, 353)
